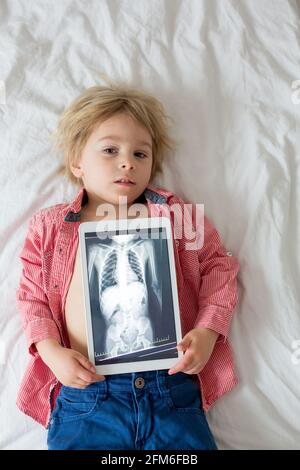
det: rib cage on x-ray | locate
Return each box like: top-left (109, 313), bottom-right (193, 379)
top-left (87, 234), bottom-right (162, 358)
top-left (100, 247), bottom-right (144, 293)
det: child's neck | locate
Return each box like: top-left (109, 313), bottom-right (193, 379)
top-left (80, 200), bottom-right (149, 222)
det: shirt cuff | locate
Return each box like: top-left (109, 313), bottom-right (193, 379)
top-left (194, 305), bottom-right (235, 343)
top-left (25, 318), bottom-right (62, 357)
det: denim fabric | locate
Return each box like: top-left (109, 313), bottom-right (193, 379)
top-left (47, 370), bottom-right (218, 450)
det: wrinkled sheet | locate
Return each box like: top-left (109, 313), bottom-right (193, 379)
top-left (1, 0), bottom-right (299, 450)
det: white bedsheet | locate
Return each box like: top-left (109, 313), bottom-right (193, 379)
top-left (1, 0), bottom-right (299, 450)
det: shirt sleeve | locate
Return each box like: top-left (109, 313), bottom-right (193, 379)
top-left (193, 214), bottom-right (240, 343)
top-left (15, 213), bottom-right (62, 357)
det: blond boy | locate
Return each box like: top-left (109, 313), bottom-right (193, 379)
top-left (16, 84), bottom-right (239, 450)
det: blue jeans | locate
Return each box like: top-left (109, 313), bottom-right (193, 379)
top-left (47, 370), bottom-right (218, 450)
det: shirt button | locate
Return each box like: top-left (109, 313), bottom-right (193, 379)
top-left (175, 240), bottom-right (179, 247)
top-left (135, 377), bottom-right (145, 389)
top-left (227, 251), bottom-right (233, 256)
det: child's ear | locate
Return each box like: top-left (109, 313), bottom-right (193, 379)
top-left (70, 162), bottom-right (83, 178)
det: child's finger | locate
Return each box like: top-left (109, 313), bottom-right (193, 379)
top-left (76, 354), bottom-right (96, 373)
top-left (168, 353), bottom-right (193, 375)
top-left (177, 336), bottom-right (191, 351)
top-left (75, 355), bottom-right (105, 381)
top-left (77, 368), bottom-right (97, 384)
top-left (92, 373), bottom-right (106, 381)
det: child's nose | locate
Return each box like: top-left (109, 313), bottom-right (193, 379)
top-left (120, 158), bottom-right (135, 169)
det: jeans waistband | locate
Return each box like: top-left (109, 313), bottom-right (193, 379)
top-left (61, 370), bottom-right (198, 396)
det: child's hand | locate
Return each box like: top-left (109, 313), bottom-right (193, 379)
top-left (168, 327), bottom-right (219, 375)
top-left (46, 344), bottom-right (105, 388)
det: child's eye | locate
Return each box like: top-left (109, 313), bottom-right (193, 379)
top-left (135, 152), bottom-right (148, 159)
top-left (103, 147), bottom-right (117, 155)
top-left (103, 148), bottom-right (147, 158)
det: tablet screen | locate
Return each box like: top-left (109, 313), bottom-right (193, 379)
top-left (83, 226), bottom-right (179, 367)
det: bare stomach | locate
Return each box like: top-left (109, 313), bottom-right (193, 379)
top-left (64, 241), bottom-right (89, 358)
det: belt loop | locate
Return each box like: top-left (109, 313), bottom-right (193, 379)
top-left (131, 372), bottom-right (137, 393)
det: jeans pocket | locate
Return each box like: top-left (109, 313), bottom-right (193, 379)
top-left (51, 385), bottom-right (107, 424)
top-left (165, 373), bottom-right (203, 414)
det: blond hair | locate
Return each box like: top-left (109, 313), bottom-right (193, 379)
top-left (52, 82), bottom-right (178, 186)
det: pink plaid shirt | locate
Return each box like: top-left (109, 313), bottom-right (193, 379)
top-left (16, 184), bottom-right (240, 429)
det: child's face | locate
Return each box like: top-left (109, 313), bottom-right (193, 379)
top-left (71, 112), bottom-right (153, 211)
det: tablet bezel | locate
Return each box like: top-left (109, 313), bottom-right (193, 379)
top-left (79, 216), bottom-right (183, 375)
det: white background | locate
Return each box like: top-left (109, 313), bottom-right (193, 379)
top-left (0, 0), bottom-right (299, 449)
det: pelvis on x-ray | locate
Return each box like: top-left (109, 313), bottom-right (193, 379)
top-left (88, 234), bottom-right (162, 358)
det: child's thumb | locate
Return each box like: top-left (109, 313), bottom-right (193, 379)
top-left (177, 337), bottom-right (190, 351)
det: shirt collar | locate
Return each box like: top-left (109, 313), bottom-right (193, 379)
top-left (63, 185), bottom-right (168, 222)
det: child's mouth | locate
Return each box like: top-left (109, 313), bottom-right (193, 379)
top-left (114, 182), bottom-right (135, 187)
top-left (114, 178), bottom-right (136, 187)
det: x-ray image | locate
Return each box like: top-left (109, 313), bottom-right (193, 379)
top-left (84, 227), bottom-right (179, 366)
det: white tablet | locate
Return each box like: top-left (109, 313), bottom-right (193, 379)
top-left (79, 216), bottom-right (183, 375)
